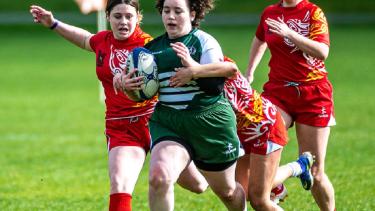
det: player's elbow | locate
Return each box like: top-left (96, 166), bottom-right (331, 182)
top-left (316, 43), bottom-right (329, 60)
top-left (224, 62), bottom-right (239, 78)
top-left (321, 48), bottom-right (329, 60)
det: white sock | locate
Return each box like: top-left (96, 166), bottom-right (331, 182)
top-left (287, 161), bottom-right (303, 177)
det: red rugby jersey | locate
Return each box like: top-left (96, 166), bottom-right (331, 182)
top-left (225, 72), bottom-right (277, 129)
top-left (256, 0), bottom-right (330, 83)
top-left (90, 26), bottom-right (156, 119)
top-left (224, 57), bottom-right (277, 130)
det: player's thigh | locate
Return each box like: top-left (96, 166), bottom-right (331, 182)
top-left (275, 105), bottom-right (293, 128)
top-left (235, 155), bottom-right (250, 198)
top-left (235, 155), bottom-right (250, 189)
top-left (177, 162), bottom-right (208, 193)
top-left (296, 123), bottom-right (330, 169)
top-left (150, 141), bottom-right (191, 181)
top-left (108, 146), bottom-right (146, 193)
top-left (199, 162), bottom-right (237, 195)
top-left (248, 150), bottom-right (282, 197)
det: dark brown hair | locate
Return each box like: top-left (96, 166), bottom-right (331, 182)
top-left (106, 0), bottom-right (143, 21)
top-left (156, 0), bottom-right (215, 27)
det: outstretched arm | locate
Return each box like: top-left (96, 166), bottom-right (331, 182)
top-left (30, 5), bottom-right (94, 52)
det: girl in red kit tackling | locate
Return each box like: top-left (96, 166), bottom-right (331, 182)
top-left (171, 56), bottom-right (314, 210)
top-left (246, 0), bottom-right (336, 210)
top-left (30, 0), bottom-right (207, 210)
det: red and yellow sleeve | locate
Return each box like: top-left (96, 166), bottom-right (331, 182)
top-left (309, 7), bottom-right (330, 46)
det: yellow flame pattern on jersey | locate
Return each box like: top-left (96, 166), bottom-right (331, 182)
top-left (235, 91), bottom-right (265, 129)
top-left (252, 91), bottom-right (263, 118)
top-left (133, 95), bottom-right (158, 108)
top-left (142, 34), bottom-right (153, 45)
top-left (309, 8), bottom-right (328, 40)
top-left (306, 68), bottom-right (325, 81)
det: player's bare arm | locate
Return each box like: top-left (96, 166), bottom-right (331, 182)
top-left (170, 42), bottom-right (237, 87)
top-left (30, 5), bottom-right (94, 52)
top-left (170, 62), bottom-right (238, 87)
top-left (246, 37), bottom-right (267, 84)
top-left (266, 17), bottom-right (329, 60)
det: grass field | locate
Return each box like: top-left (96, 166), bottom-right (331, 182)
top-left (0, 23), bottom-right (375, 210)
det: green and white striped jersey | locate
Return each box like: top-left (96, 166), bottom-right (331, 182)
top-left (145, 28), bottom-right (224, 110)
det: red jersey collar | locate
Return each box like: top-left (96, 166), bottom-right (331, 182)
top-left (111, 25), bottom-right (144, 46)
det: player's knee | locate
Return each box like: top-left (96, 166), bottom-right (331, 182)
top-left (149, 166), bottom-right (174, 193)
top-left (213, 186), bottom-right (236, 202)
top-left (110, 175), bottom-right (126, 193)
top-left (313, 172), bottom-right (329, 186)
top-left (311, 165), bottom-right (327, 184)
top-left (248, 189), bottom-right (268, 210)
top-left (217, 191), bottom-right (236, 203)
top-left (249, 197), bottom-right (268, 211)
top-left (190, 181), bottom-right (208, 194)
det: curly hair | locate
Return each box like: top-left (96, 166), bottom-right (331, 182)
top-left (155, 0), bottom-right (215, 27)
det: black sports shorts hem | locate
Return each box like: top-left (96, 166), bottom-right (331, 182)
top-left (194, 159), bottom-right (236, 172)
top-left (151, 136), bottom-right (194, 159)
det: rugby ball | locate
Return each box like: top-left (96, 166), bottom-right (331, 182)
top-left (126, 47), bottom-right (159, 101)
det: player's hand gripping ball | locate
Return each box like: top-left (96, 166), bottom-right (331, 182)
top-left (126, 47), bottom-right (159, 101)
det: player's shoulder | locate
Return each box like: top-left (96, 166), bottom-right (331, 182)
top-left (144, 33), bottom-right (166, 49)
top-left (136, 28), bottom-right (153, 45)
top-left (262, 2), bottom-right (281, 14)
top-left (305, 1), bottom-right (320, 9)
top-left (191, 29), bottom-right (219, 48)
top-left (140, 32), bottom-right (153, 41)
top-left (304, 1), bottom-right (326, 20)
top-left (89, 30), bottom-right (112, 50)
top-left (303, 1), bottom-right (324, 14)
top-left (192, 29), bottom-right (215, 41)
top-left (91, 30), bottom-right (112, 43)
top-left (94, 30), bottom-right (111, 38)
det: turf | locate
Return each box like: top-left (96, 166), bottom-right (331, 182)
top-left (0, 23), bottom-right (374, 210)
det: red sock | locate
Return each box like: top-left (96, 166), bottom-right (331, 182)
top-left (109, 193), bottom-right (132, 211)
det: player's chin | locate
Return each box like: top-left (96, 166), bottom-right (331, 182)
top-left (115, 32), bottom-right (131, 40)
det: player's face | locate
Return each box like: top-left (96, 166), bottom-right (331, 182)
top-left (108, 4), bottom-right (139, 40)
top-left (162, 0), bottom-right (196, 39)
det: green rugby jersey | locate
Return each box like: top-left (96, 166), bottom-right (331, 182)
top-left (145, 29), bottom-right (225, 110)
